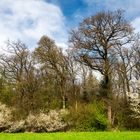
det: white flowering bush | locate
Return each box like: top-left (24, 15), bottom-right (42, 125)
top-left (127, 79), bottom-right (140, 119)
top-left (5, 120), bottom-right (26, 133)
top-left (128, 93), bottom-right (140, 119)
top-left (26, 110), bottom-right (67, 132)
top-left (0, 103), bottom-right (12, 131)
top-left (0, 102), bottom-right (67, 132)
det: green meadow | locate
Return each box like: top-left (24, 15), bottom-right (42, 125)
top-left (0, 132), bottom-right (140, 140)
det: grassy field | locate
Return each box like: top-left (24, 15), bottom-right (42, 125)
top-left (0, 132), bottom-right (140, 140)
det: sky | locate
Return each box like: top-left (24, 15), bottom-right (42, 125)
top-left (0, 0), bottom-right (140, 50)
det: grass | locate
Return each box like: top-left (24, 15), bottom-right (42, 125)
top-left (0, 132), bottom-right (140, 140)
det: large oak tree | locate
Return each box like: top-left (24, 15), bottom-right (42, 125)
top-left (69, 10), bottom-right (133, 125)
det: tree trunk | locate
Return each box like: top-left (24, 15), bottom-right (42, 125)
top-left (111, 112), bottom-right (115, 126)
top-left (122, 77), bottom-right (127, 100)
top-left (126, 76), bottom-right (130, 92)
top-left (60, 80), bottom-right (67, 109)
top-left (62, 96), bottom-right (67, 109)
top-left (62, 98), bottom-right (66, 109)
top-left (107, 104), bottom-right (112, 126)
top-left (104, 74), bottom-right (112, 127)
top-left (74, 89), bottom-right (78, 111)
top-left (104, 56), bottom-right (112, 127)
top-left (75, 99), bottom-right (78, 111)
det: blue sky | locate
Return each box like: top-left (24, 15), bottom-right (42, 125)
top-left (0, 0), bottom-right (140, 50)
top-left (46, 0), bottom-right (107, 27)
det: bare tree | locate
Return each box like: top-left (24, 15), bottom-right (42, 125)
top-left (0, 40), bottom-right (30, 83)
top-left (69, 10), bottom-right (133, 125)
top-left (0, 40), bottom-right (41, 113)
top-left (132, 38), bottom-right (140, 81)
top-left (115, 46), bottom-right (134, 96)
top-left (66, 50), bottom-right (80, 111)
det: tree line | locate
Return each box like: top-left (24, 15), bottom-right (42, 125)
top-left (0, 10), bottom-right (140, 131)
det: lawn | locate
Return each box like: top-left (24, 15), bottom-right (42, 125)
top-left (0, 132), bottom-right (140, 140)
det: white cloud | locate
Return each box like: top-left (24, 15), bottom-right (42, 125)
top-left (131, 17), bottom-right (140, 33)
top-left (103, 0), bottom-right (140, 18)
top-left (0, 0), bottom-right (67, 51)
top-left (84, 0), bottom-right (140, 18)
top-left (82, 0), bottom-right (140, 34)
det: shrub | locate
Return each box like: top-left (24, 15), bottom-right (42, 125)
top-left (0, 102), bottom-right (13, 131)
top-left (25, 110), bottom-right (67, 132)
top-left (0, 102), bottom-right (67, 132)
top-left (67, 101), bottom-right (108, 131)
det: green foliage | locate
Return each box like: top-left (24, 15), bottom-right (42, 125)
top-left (67, 101), bottom-right (108, 131)
top-left (0, 86), bottom-right (14, 105)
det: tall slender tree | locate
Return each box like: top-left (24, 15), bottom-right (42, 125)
top-left (34, 36), bottom-right (69, 109)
